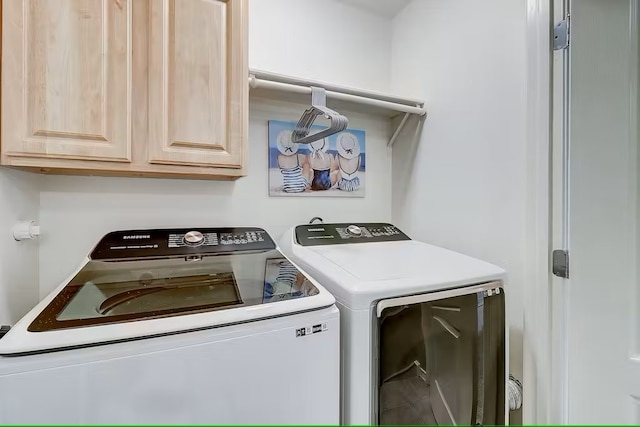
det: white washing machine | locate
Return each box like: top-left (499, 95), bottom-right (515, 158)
top-left (0, 227), bottom-right (340, 424)
top-left (279, 222), bottom-right (508, 425)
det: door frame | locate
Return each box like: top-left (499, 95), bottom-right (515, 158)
top-left (525, 0), bottom-right (640, 423)
top-left (523, 0), bottom-right (568, 423)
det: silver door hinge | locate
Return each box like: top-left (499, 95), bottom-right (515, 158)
top-left (553, 17), bottom-right (570, 50)
top-left (552, 249), bottom-right (569, 278)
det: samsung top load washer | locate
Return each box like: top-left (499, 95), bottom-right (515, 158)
top-left (279, 222), bottom-right (508, 425)
top-left (0, 227), bottom-right (340, 425)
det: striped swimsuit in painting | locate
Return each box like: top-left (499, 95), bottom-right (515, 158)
top-left (280, 155), bottom-right (307, 193)
top-left (338, 174), bottom-right (360, 192)
top-left (337, 156), bottom-right (361, 192)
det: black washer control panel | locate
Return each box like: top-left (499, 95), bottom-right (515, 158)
top-left (295, 223), bottom-right (410, 246)
top-left (91, 227), bottom-right (275, 260)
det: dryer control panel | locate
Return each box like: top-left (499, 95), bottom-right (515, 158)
top-left (295, 223), bottom-right (410, 246)
top-left (91, 227), bottom-right (275, 260)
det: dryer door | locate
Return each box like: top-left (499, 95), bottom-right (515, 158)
top-left (376, 282), bottom-right (505, 425)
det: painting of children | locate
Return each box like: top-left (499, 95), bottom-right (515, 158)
top-left (268, 120), bottom-right (365, 197)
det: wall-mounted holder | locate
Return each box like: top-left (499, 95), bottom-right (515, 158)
top-left (12, 221), bottom-right (41, 241)
top-left (248, 69), bottom-right (427, 148)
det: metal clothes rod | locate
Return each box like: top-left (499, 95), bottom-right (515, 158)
top-left (248, 75), bottom-right (427, 117)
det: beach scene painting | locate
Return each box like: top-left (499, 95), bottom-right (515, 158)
top-left (268, 120), bottom-right (366, 197)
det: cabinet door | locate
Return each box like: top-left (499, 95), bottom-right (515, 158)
top-left (2, 0), bottom-right (132, 162)
top-left (148, 0), bottom-right (247, 168)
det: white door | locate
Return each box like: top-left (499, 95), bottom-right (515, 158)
top-left (553, 0), bottom-right (640, 423)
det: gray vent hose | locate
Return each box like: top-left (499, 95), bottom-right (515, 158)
top-left (508, 374), bottom-right (523, 411)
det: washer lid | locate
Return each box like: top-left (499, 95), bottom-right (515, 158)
top-left (310, 240), bottom-right (504, 284)
top-left (0, 230), bottom-right (335, 355)
top-left (311, 241), bottom-right (443, 281)
top-left (27, 251), bottom-right (324, 333)
top-left (279, 224), bottom-right (506, 309)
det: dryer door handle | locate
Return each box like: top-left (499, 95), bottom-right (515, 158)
top-left (375, 281), bottom-right (502, 317)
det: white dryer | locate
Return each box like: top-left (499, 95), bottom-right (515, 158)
top-left (0, 227), bottom-right (340, 424)
top-left (279, 222), bottom-right (508, 425)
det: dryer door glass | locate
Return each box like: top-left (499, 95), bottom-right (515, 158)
top-left (376, 285), bottom-right (505, 425)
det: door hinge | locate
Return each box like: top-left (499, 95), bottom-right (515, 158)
top-left (552, 249), bottom-right (569, 278)
top-left (553, 17), bottom-right (570, 50)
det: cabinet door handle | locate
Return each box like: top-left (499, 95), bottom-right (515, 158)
top-left (112, 0), bottom-right (124, 10)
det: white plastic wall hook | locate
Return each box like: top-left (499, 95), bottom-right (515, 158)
top-left (12, 221), bottom-right (41, 241)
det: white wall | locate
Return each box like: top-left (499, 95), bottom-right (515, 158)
top-left (38, 100), bottom-right (392, 295)
top-left (390, 0), bottom-right (527, 420)
top-left (37, 0), bottom-right (394, 297)
top-left (248, 0), bottom-right (392, 92)
top-left (0, 169), bottom-right (40, 324)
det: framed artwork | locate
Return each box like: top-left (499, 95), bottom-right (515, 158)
top-left (268, 120), bottom-right (366, 197)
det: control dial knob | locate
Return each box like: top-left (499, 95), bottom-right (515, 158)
top-left (183, 231), bottom-right (204, 246)
top-left (346, 225), bottom-right (362, 237)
